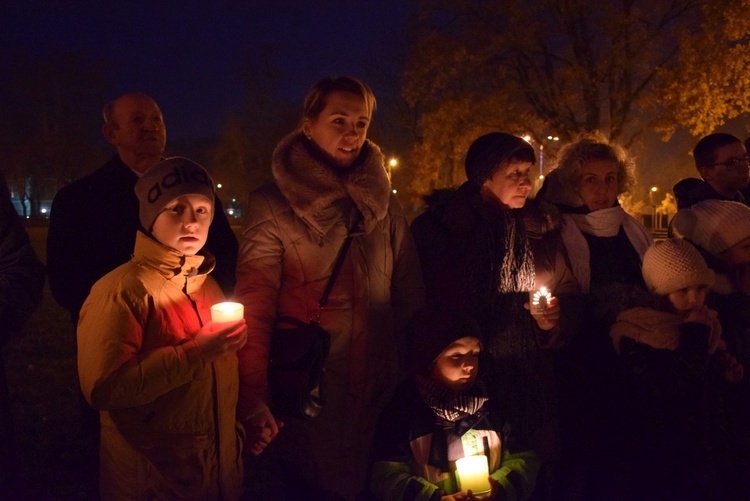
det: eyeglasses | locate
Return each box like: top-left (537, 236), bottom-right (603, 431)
top-left (705, 154), bottom-right (750, 171)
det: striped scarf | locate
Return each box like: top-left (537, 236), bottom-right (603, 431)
top-left (416, 375), bottom-right (489, 422)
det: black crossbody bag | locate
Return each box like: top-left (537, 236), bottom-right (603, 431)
top-left (268, 217), bottom-right (359, 419)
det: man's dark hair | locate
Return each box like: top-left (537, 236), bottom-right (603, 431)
top-left (693, 133), bottom-right (742, 170)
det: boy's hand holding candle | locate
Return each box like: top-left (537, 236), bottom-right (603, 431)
top-left (193, 302), bottom-right (248, 361)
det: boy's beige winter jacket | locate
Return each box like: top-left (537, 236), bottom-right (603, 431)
top-left (78, 232), bottom-right (243, 500)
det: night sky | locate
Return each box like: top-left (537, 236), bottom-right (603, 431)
top-left (0, 0), bottom-right (413, 140)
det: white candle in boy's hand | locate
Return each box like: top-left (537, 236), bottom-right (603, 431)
top-left (211, 302), bottom-right (244, 330)
top-left (456, 455), bottom-right (491, 494)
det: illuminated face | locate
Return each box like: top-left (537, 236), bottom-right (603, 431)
top-left (701, 142), bottom-right (750, 197)
top-left (430, 337), bottom-right (481, 391)
top-left (666, 285), bottom-right (708, 313)
top-left (577, 159), bottom-right (619, 212)
top-left (721, 235), bottom-right (750, 265)
top-left (482, 161), bottom-right (533, 209)
top-left (105, 95), bottom-right (166, 172)
top-left (151, 194), bottom-right (212, 256)
top-left (302, 91), bottom-right (370, 169)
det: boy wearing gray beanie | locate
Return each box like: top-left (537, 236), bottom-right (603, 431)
top-left (77, 157), bottom-right (247, 500)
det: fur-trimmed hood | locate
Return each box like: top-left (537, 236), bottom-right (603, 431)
top-left (272, 131), bottom-right (390, 234)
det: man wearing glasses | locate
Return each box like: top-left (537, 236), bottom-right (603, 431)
top-left (673, 133), bottom-right (750, 210)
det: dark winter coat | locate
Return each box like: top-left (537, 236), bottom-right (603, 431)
top-left (610, 306), bottom-right (729, 498)
top-left (0, 174), bottom-right (44, 347)
top-left (47, 155), bottom-right (238, 323)
top-left (0, 173), bottom-right (44, 487)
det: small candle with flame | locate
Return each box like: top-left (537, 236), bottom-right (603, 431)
top-left (210, 302), bottom-right (244, 331)
top-left (529, 286), bottom-right (552, 317)
top-left (455, 455), bottom-right (491, 495)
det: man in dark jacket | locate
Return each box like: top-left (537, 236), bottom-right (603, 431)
top-left (47, 92), bottom-right (238, 326)
top-left (0, 173), bottom-right (45, 494)
top-left (673, 133), bottom-right (749, 210)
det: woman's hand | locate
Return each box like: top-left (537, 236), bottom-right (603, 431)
top-left (193, 319), bottom-right (248, 361)
top-left (525, 295), bottom-right (560, 331)
top-left (244, 408), bottom-right (284, 455)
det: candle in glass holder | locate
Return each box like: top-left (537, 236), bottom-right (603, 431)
top-left (529, 286), bottom-right (552, 317)
top-left (455, 455), bottom-right (491, 495)
top-left (211, 302), bottom-right (244, 331)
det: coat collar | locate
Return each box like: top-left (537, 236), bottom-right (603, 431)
top-left (272, 131), bottom-right (390, 235)
top-left (132, 231), bottom-right (215, 294)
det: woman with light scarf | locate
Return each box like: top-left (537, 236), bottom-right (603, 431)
top-left (538, 132), bottom-right (652, 498)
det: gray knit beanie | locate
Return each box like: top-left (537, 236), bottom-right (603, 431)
top-left (641, 238), bottom-right (715, 295)
top-left (134, 157), bottom-right (215, 232)
top-left (670, 199), bottom-right (750, 256)
top-left (464, 133), bottom-right (535, 186)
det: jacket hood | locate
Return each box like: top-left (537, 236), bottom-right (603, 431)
top-left (538, 169), bottom-right (586, 210)
top-left (272, 131), bottom-right (390, 233)
top-left (673, 177), bottom-right (718, 210)
top-left (523, 196), bottom-right (563, 240)
top-left (132, 231), bottom-right (215, 294)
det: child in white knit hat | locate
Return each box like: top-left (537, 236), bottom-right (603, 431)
top-left (609, 238), bottom-right (743, 499)
top-left (671, 199), bottom-right (750, 496)
top-left (611, 238), bottom-right (743, 380)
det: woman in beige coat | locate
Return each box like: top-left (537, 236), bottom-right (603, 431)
top-left (234, 76), bottom-right (425, 500)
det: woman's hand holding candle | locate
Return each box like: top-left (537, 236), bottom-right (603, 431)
top-left (525, 288), bottom-right (560, 331)
top-left (531, 295), bottom-right (559, 331)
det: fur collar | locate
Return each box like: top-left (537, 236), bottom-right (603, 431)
top-left (272, 131), bottom-right (390, 234)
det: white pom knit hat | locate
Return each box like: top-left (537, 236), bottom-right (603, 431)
top-left (671, 199), bottom-right (750, 257)
top-left (641, 238), bottom-right (715, 295)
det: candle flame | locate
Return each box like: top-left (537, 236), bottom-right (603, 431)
top-left (532, 287), bottom-right (552, 306)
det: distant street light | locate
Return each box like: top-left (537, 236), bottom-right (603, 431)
top-left (388, 158), bottom-right (398, 180)
top-left (523, 134), bottom-right (559, 177)
top-left (650, 186), bottom-right (658, 228)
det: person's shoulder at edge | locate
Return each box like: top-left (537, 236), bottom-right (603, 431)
top-left (53, 155), bottom-right (135, 200)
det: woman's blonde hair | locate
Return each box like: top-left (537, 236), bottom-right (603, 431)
top-left (553, 131), bottom-right (636, 196)
top-left (298, 76), bottom-right (377, 129)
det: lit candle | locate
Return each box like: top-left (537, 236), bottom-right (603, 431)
top-left (455, 455), bottom-right (491, 495)
top-left (529, 286), bottom-right (552, 317)
top-left (211, 302), bottom-right (244, 330)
